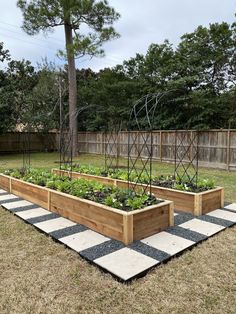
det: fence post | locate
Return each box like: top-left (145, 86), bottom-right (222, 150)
top-left (116, 132), bottom-right (120, 167)
top-left (226, 129), bottom-right (231, 171)
top-left (85, 132), bottom-right (88, 153)
top-left (97, 132), bottom-right (101, 154)
top-left (137, 131), bottom-right (140, 158)
top-left (102, 132), bottom-right (105, 155)
top-left (99, 132), bottom-right (102, 154)
top-left (190, 130), bottom-right (193, 161)
top-left (160, 131), bottom-right (163, 162)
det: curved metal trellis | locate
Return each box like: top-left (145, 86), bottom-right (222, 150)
top-left (59, 125), bottom-right (73, 178)
top-left (59, 107), bottom-right (86, 177)
top-left (127, 91), bottom-right (200, 194)
top-left (59, 104), bottom-right (106, 177)
top-left (174, 130), bottom-right (199, 185)
top-left (104, 122), bottom-right (122, 172)
top-left (128, 93), bottom-right (161, 195)
top-left (18, 70), bottom-right (66, 174)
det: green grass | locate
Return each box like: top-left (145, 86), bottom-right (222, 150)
top-left (0, 152), bottom-right (235, 202)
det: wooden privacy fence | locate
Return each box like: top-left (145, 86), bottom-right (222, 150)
top-left (0, 132), bottom-right (57, 153)
top-left (0, 130), bottom-right (236, 171)
top-left (78, 130), bottom-right (236, 171)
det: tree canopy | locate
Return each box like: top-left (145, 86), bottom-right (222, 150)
top-left (17, 0), bottom-right (120, 58)
top-left (1, 19), bottom-right (236, 133)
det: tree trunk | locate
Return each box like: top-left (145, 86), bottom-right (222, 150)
top-left (64, 22), bottom-right (78, 156)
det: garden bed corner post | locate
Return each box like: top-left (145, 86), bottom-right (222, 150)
top-left (123, 214), bottom-right (133, 245)
top-left (169, 202), bottom-right (174, 226)
top-left (194, 194), bottom-right (202, 216)
top-left (221, 189), bottom-right (224, 208)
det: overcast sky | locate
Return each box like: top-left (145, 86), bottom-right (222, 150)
top-left (0, 0), bottom-right (235, 71)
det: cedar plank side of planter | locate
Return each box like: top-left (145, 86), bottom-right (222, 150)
top-left (11, 179), bottom-right (49, 209)
top-left (133, 203), bottom-right (172, 240)
top-left (0, 174), bottom-right (173, 245)
top-left (0, 175), bottom-right (11, 192)
top-left (200, 188), bottom-right (224, 215)
top-left (51, 169), bottom-right (224, 216)
top-left (49, 190), bottom-right (124, 241)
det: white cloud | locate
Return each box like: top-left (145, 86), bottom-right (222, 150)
top-left (0, 0), bottom-right (235, 71)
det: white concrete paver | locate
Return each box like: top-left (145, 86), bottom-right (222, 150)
top-left (179, 218), bottom-right (225, 236)
top-left (34, 217), bottom-right (76, 233)
top-left (207, 209), bottom-right (236, 223)
top-left (60, 230), bottom-right (110, 252)
top-left (141, 231), bottom-right (195, 255)
top-left (16, 207), bottom-right (50, 219)
top-left (94, 248), bottom-right (158, 281)
top-left (224, 203), bottom-right (236, 212)
top-left (0, 194), bottom-right (19, 201)
top-left (3, 200), bottom-right (33, 209)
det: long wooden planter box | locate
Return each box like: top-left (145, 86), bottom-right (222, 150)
top-left (0, 174), bottom-right (173, 245)
top-left (52, 169), bottom-right (224, 216)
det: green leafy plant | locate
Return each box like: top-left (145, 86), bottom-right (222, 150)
top-left (6, 168), bottom-right (159, 211)
top-left (65, 165), bottom-right (216, 193)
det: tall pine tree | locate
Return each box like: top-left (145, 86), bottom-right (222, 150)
top-left (17, 0), bottom-right (120, 154)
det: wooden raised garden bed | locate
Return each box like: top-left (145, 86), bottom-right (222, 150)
top-left (0, 173), bottom-right (174, 245)
top-left (52, 169), bottom-right (224, 216)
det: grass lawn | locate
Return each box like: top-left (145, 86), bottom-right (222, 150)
top-left (0, 152), bottom-right (236, 313)
top-left (0, 152), bottom-right (235, 202)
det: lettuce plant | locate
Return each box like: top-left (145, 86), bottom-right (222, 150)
top-left (5, 168), bottom-right (160, 211)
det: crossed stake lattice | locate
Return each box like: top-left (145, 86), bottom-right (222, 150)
top-left (174, 131), bottom-right (199, 185)
top-left (105, 132), bottom-right (119, 171)
top-left (128, 131), bottom-right (153, 194)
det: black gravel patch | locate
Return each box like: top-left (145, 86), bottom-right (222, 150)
top-left (49, 224), bottom-right (88, 239)
top-left (224, 201), bottom-right (232, 207)
top-left (7, 204), bottom-right (40, 213)
top-left (174, 212), bottom-right (194, 225)
top-left (128, 241), bottom-right (170, 262)
top-left (166, 225), bottom-right (207, 242)
top-left (0, 197), bottom-right (22, 204)
top-left (197, 214), bottom-right (234, 227)
top-left (80, 240), bottom-right (124, 261)
top-left (27, 213), bottom-right (60, 224)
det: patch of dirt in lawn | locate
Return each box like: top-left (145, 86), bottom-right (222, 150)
top-left (0, 207), bottom-right (235, 314)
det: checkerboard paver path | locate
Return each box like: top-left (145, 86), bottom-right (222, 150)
top-left (0, 188), bottom-right (235, 282)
